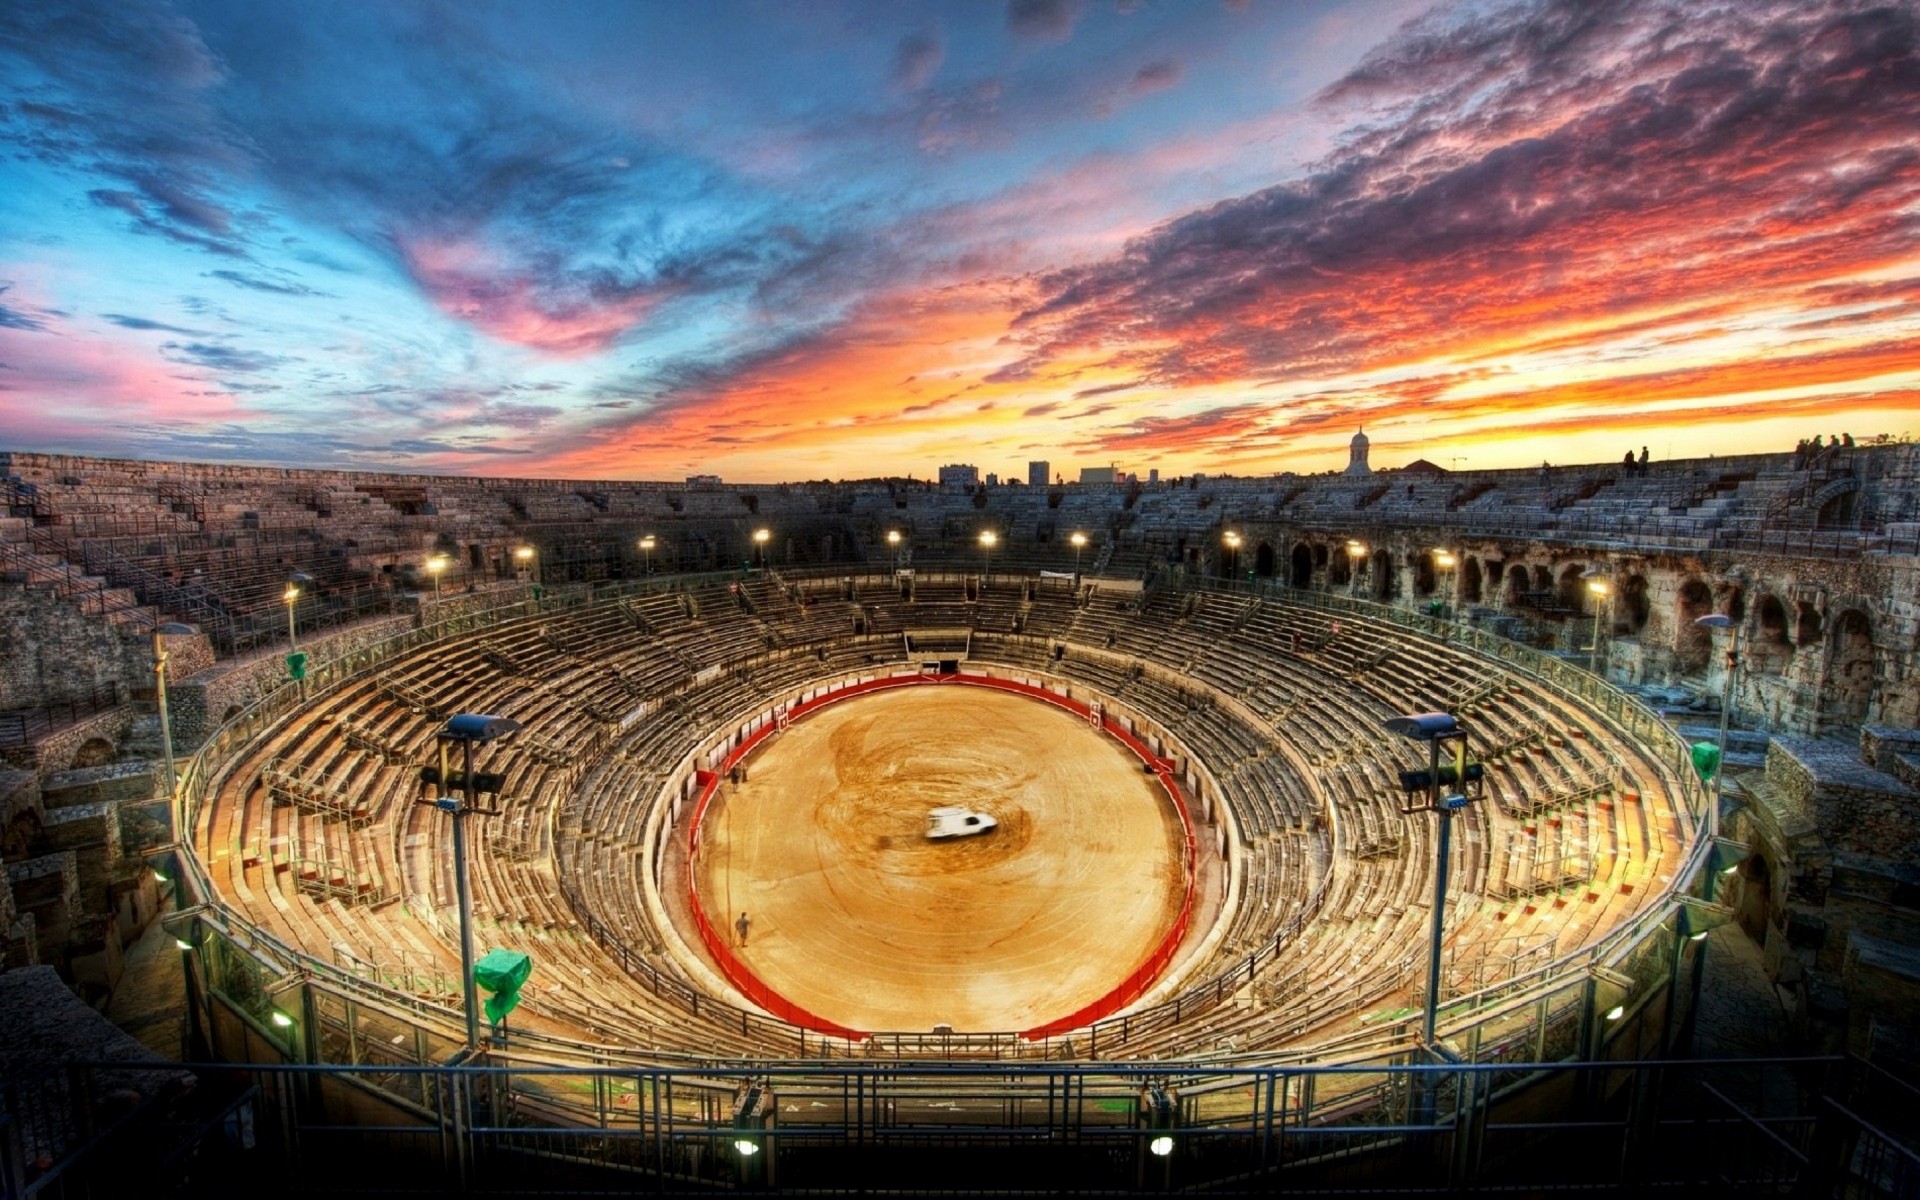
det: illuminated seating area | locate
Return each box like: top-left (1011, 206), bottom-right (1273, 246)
top-left (190, 569), bottom-right (1682, 1062)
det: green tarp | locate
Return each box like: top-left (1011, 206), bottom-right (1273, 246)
top-left (474, 948), bottom-right (532, 1024)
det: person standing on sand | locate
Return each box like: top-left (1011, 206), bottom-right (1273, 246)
top-left (736, 912), bottom-right (751, 946)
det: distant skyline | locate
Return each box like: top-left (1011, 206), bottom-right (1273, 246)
top-left (2, 0), bottom-right (1916, 482)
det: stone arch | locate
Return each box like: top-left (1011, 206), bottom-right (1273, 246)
top-left (1532, 565), bottom-right (1553, 594)
top-left (1620, 574), bottom-right (1651, 633)
top-left (1733, 852), bottom-right (1773, 941)
top-left (1255, 542), bottom-right (1278, 580)
top-left (1504, 563), bottom-right (1531, 606)
top-left (1555, 564), bottom-right (1586, 611)
top-left (1413, 552), bottom-right (1438, 596)
top-left (1331, 546), bottom-right (1354, 587)
top-left (3, 810), bottom-right (41, 859)
top-left (1312, 544), bottom-right (1329, 568)
top-left (1461, 557), bottom-right (1483, 604)
top-left (1287, 543), bottom-right (1311, 586)
top-left (1823, 609), bottom-right (1874, 724)
top-left (1675, 579), bottom-right (1714, 670)
top-left (1373, 550), bottom-right (1397, 600)
top-left (1794, 602), bottom-right (1822, 647)
top-left (71, 737), bottom-right (115, 769)
top-left (1751, 594), bottom-right (1793, 675)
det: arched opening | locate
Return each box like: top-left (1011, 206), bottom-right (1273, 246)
top-left (1555, 565), bottom-right (1586, 611)
top-left (1676, 579), bottom-right (1713, 670)
top-left (71, 737), bottom-right (115, 769)
top-left (1257, 542), bottom-right (1280, 580)
top-left (1312, 544), bottom-right (1329, 568)
top-left (1286, 543), bottom-right (1309, 586)
top-left (1331, 547), bottom-right (1354, 587)
top-left (1621, 575), bottom-right (1651, 633)
top-left (3, 811), bottom-right (41, 859)
top-left (1733, 853), bottom-right (1773, 941)
top-left (1373, 550), bottom-right (1397, 600)
top-left (1461, 557), bottom-right (1483, 604)
top-left (1824, 609), bottom-right (1874, 724)
top-left (1504, 563), bottom-right (1530, 606)
top-left (1413, 553), bottom-right (1438, 596)
top-left (221, 704), bottom-right (243, 725)
top-left (1794, 602), bottom-right (1822, 648)
top-left (1752, 595), bottom-right (1793, 675)
top-left (1531, 565), bottom-right (1553, 595)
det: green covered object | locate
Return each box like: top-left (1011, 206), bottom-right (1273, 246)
top-left (286, 650), bottom-right (310, 680)
top-left (1690, 741), bottom-right (1721, 781)
top-left (474, 948), bottom-right (532, 1024)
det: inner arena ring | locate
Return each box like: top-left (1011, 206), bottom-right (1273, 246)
top-left (675, 675), bottom-right (1198, 1036)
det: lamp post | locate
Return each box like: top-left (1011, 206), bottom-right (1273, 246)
top-left (283, 581), bottom-right (301, 651)
top-left (1433, 550), bottom-right (1456, 616)
top-left (1584, 571), bottom-right (1613, 676)
top-left (1346, 540), bottom-right (1369, 597)
top-left (1695, 614), bottom-right (1741, 840)
top-left (752, 528), bottom-right (770, 570)
top-left (886, 529), bottom-right (902, 573)
top-left (513, 545), bottom-right (537, 584)
top-left (426, 553), bottom-right (449, 599)
top-left (1222, 531), bottom-right (1242, 580)
top-left (979, 529), bottom-right (997, 581)
top-left (151, 622), bottom-right (196, 809)
top-left (1383, 711), bottom-right (1475, 1048)
top-left (639, 535), bottom-right (656, 575)
top-left (1070, 531), bottom-right (1087, 580)
top-left (421, 713), bottom-right (523, 1050)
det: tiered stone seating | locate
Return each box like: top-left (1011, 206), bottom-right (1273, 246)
top-left (189, 570), bottom-right (1685, 1062)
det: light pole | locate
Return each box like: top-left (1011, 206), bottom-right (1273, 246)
top-left (1583, 571), bottom-right (1612, 675)
top-left (1223, 531), bottom-right (1242, 580)
top-left (752, 528), bottom-right (770, 570)
top-left (979, 529), bottom-right (997, 581)
top-left (151, 622), bottom-right (196, 809)
top-left (1695, 614), bottom-right (1741, 840)
top-left (283, 581), bottom-right (301, 651)
top-left (426, 553), bottom-right (449, 599)
top-left (1346, 540), bottom-right (1369, 597)
top-left (513, 545), bottom-right (537, 584)
top-left (1433, 550), bottom-right (1456, 615)
top-left (1383, 711), bottom-right (1475, 1048)
top-left (886, 529), bottom-right (902, 573)
top-left (420, 713), bottom-right (523, 1050)
top-left (639, 535), bottom-right (656, 575)
top-left (1070, 531), bottom-right (1087, 580)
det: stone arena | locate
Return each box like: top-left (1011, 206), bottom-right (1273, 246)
top-left (2, 443), bottom-right (1917, 1189)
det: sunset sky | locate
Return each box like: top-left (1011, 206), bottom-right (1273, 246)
top-left (2, 0), bottom-right (1916, 482)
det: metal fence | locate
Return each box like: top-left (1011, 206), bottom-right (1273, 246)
top-left (12, 1054), bottom-right (1920, 1197)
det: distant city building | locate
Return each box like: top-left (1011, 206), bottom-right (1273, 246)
top-left (1079, 465), bottom-right (1118, 484)
top-left (1148, 468), bottom-right (1159, 483)
top-left (1027, 460), bottom-right (1050, 487)
top-left (985, 472), bottom-right (999, 487)
top-left (938, 463), bottom-right (980, 489)
top-left (685, 473), bottom-right (722, 485)
top-left (1345, 429), bottom-right (1372, 476)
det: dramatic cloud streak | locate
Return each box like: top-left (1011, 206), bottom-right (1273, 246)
top-left (0, 0), bottom-right (1912, 477)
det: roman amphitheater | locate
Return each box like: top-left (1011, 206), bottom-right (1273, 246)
top-left (2, 442), bottom-right (1916, 1193)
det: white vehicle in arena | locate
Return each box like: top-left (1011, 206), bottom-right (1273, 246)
top-left (925, 806), bottom-right (998, 840)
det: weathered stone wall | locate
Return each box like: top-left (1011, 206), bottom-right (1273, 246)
top-left (168, 612), bottom-right (414, 743)
top-left (0, 705), bottom-right (137, 774)
top-left (0, 585), bottom-right (140, 712)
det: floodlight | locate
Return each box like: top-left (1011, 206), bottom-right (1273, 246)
top-left (1382, 713), bottom-right (1460, 741)
top-left (1149, 1135), bottom-right (1174, 1157)
top-left (441, 714), bottom-right (523, 743)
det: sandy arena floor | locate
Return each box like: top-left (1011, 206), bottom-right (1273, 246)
top-left (690, 685), bottom-right (1187, 1032)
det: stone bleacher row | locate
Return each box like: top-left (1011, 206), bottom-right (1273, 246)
top-left (192, 572), bottom-right (1683, 1060)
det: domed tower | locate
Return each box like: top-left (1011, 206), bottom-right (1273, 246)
top-left (1345, 428), bottom-right (1372, 475)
